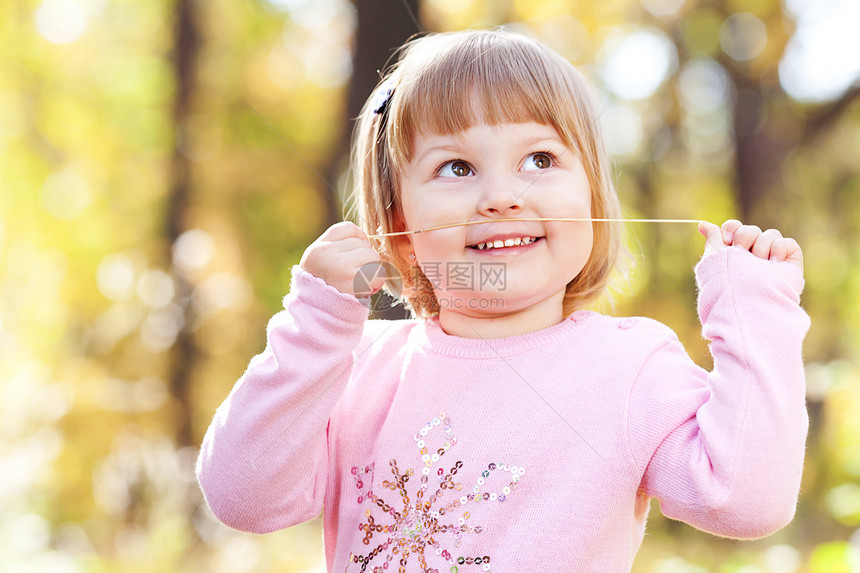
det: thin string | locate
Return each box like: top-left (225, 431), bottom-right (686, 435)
top-left (368, 217), bottom-right (704, 238)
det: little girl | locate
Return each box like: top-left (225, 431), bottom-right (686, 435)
top-left (197, 30), bottom-right (809, 572)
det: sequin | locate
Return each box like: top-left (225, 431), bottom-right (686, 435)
top-left (348, 414), bottom-right (522, 573)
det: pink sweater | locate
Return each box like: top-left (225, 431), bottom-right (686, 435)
top-left (196, 248), bottom-right (810, 572)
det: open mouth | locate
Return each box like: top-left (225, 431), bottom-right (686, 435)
top-left (467, 236), bottom-right (543, 251)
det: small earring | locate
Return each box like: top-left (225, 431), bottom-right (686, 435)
top-left (408, 252), bottom-right (416, 262)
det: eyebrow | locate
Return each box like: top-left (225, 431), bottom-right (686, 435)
top-left (523, 136), bottom-right (565, 148)
top-left (411, 131), bottom-right (568, 166)
top-left (412, 143), bottom-right (464, 167)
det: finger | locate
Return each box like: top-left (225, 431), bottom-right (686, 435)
top-left (698, 221), bottom-right (725, 254)
top-left (770, 237), bottom-right (804, 272)
top-left (721, 219), bottom-right (743, 244)
top-left (351, 260), bottom-right (390, 297)
top-left (731, 224), bottom-right (762, 251)
top-left (751, 228), bottom-right (783, 260)
top-left (329, 237), bottom-right (378, 253)
top-left (319, 221), bottom-right (369, 242)
top-left (327, 253), bottom-right (386, 296)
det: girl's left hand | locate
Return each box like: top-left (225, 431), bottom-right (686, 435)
top-left (699, 219), bottom-right (803, 273)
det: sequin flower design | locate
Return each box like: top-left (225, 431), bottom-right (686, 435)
top-left (348, 412), bottom-right (526, 573)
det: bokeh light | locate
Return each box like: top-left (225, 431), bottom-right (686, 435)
top-left (34, 0), bottom-right (88, 44)
top-left (599, 28), bottom-right (677, 100)
top-left (719, 12), bottom-right (767, 61)
top-left (779, 0), bottom-right (860, 102)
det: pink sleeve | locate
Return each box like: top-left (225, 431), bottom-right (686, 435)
top-left (196, 267), bottom-right (370, 533)
top-left (627, 248), bottom-right (810, 538)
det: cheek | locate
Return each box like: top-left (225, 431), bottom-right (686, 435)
top-left (540, 175), bottom-right (591, 215)
top-left (412, 229), bottom-right (463, 259)
top-left (399, 191), bottom-right (438, 231)
top-left (397, 181), bottom-right (420, 226)
top-left (399, 181), bottom-right (476, 231)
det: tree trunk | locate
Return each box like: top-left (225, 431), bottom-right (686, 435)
top-left (322, 0), bottom-right (422, 229)
top-left (166, 0), bottom-right (200, 448)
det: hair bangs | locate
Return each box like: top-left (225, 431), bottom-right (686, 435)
top-left (388, 32), bottom-right (575, 168)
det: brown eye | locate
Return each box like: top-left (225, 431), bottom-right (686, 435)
top-left (528, 153), bottom-right (553, 170)
top-left (451, 161), bottom-right (471, 176)
top-left (440, 160), bottom-right (473, 177)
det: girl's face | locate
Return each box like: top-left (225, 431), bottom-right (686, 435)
top-left (399, 121), bottom-right (593, 337)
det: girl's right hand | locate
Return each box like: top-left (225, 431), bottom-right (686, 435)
top-left (299, 222), bottom-right (387, 297)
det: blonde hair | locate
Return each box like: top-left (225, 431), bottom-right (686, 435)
top-left (350, 29), bottom-right (623, 318)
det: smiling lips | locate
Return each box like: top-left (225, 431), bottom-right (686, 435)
top-left (468, 236), bottom-right (542, 250)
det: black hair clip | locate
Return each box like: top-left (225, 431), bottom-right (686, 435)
top-left (371, 79), bottom-right (395, 115)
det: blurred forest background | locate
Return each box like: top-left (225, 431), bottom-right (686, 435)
top-left (1, 0), bottom-right (859, 571)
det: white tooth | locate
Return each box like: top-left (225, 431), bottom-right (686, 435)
top-left (504, 238), bottom-right (515, 247)
top-left (493, 240), bottom-right (504, 249)
top-left (477, 243), bottom-right (485, 250)
top-left (514, 237), bottom-right (523, 246)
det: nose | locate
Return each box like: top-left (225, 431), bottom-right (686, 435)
top-left (476, 174), bottom-right (526, 216)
